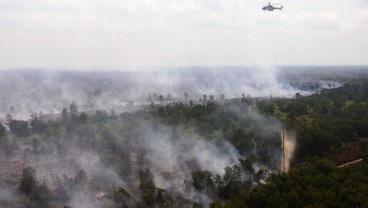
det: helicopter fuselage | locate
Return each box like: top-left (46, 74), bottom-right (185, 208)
top-left (262, 3), bottom-right (283, 12)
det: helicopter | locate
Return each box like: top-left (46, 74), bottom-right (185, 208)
top-left (262, 2), bottom-right (283, 12)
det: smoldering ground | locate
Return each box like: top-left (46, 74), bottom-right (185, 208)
top-left (0, 99), bottom-right (286, 208)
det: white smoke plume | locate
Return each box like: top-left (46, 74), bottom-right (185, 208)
top-left (0, 66), bottom-right (355, 207)
top-left (0, 115), bottom-right (242, 208)
top-left (0, 67), bottom-right (343, 120)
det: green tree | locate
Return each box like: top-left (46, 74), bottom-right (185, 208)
top-left (62, 107), bottom-right (68, 121)
top-left (159, 95), bottom-right (164, 102)
top-left (0, 122), bottom-right (6, 140)
top-left (203, 94), bottom-right (207, 101)
top-left (209, 95), bottom-right (215, 101)
top-left (156, 188), bottom-right (174, 208)
top-left (69, 103), bottom-right (78, 115)
top-left (191, 170), bottom-right (216, 197)
top-left (32, 138), bottom-right (40, 154)
top-left (30, 117), bottom-right (46, 134)
top-left (7, 115), bottom-right (30, 137)
top-left (72, 169), bottom-right (87, 192)
top-left (138, 168), bottom-right (156, 206)
top-left (114, 187), bottom-right (131, 208)
top-left (19, 167), bottom-right (37, 195)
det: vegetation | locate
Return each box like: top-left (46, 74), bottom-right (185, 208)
top-left (7, 115), bottom-right (30, 137)
top-left (0, 122), bottom-right (6, 141)
top-left (217, 159), bottom-right (368, 208)
top-left (257, 79), bottom-right (368, 158)
top-left (152, 101), bottom-right (281, 165)
top-left (1, 78), bottom-right (368, 207)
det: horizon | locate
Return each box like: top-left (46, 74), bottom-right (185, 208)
top-left (1, 65), bottom-right (368, 72)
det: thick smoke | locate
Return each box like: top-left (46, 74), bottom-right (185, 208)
top-left (102, 121), bottom-right (241, 192)
top-left (0, 116), bottom-right (243, 207)
top-left (1, 66), bottom-right (356, 207)
top-left (0, 66), bottom-right (346, 120)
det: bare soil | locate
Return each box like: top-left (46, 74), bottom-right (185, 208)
top-left (326, 141), bottom-right (362, 166)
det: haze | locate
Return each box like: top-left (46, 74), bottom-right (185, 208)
top-left (1, 0), bottom-right (368, 69)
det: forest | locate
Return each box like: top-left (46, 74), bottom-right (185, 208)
top-left (1, 77), bottom-right (368, 207)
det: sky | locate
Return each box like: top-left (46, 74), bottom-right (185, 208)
top-left (0, 0), bottom-right (368, 69)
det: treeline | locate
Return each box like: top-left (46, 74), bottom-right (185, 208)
top-left (257, 78), bottom-right (368, 158)
top-left (214, 159), bottom-right (368, 208)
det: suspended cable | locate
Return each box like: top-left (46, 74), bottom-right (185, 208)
top-left (264, 2), bottom-right (283, 97)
